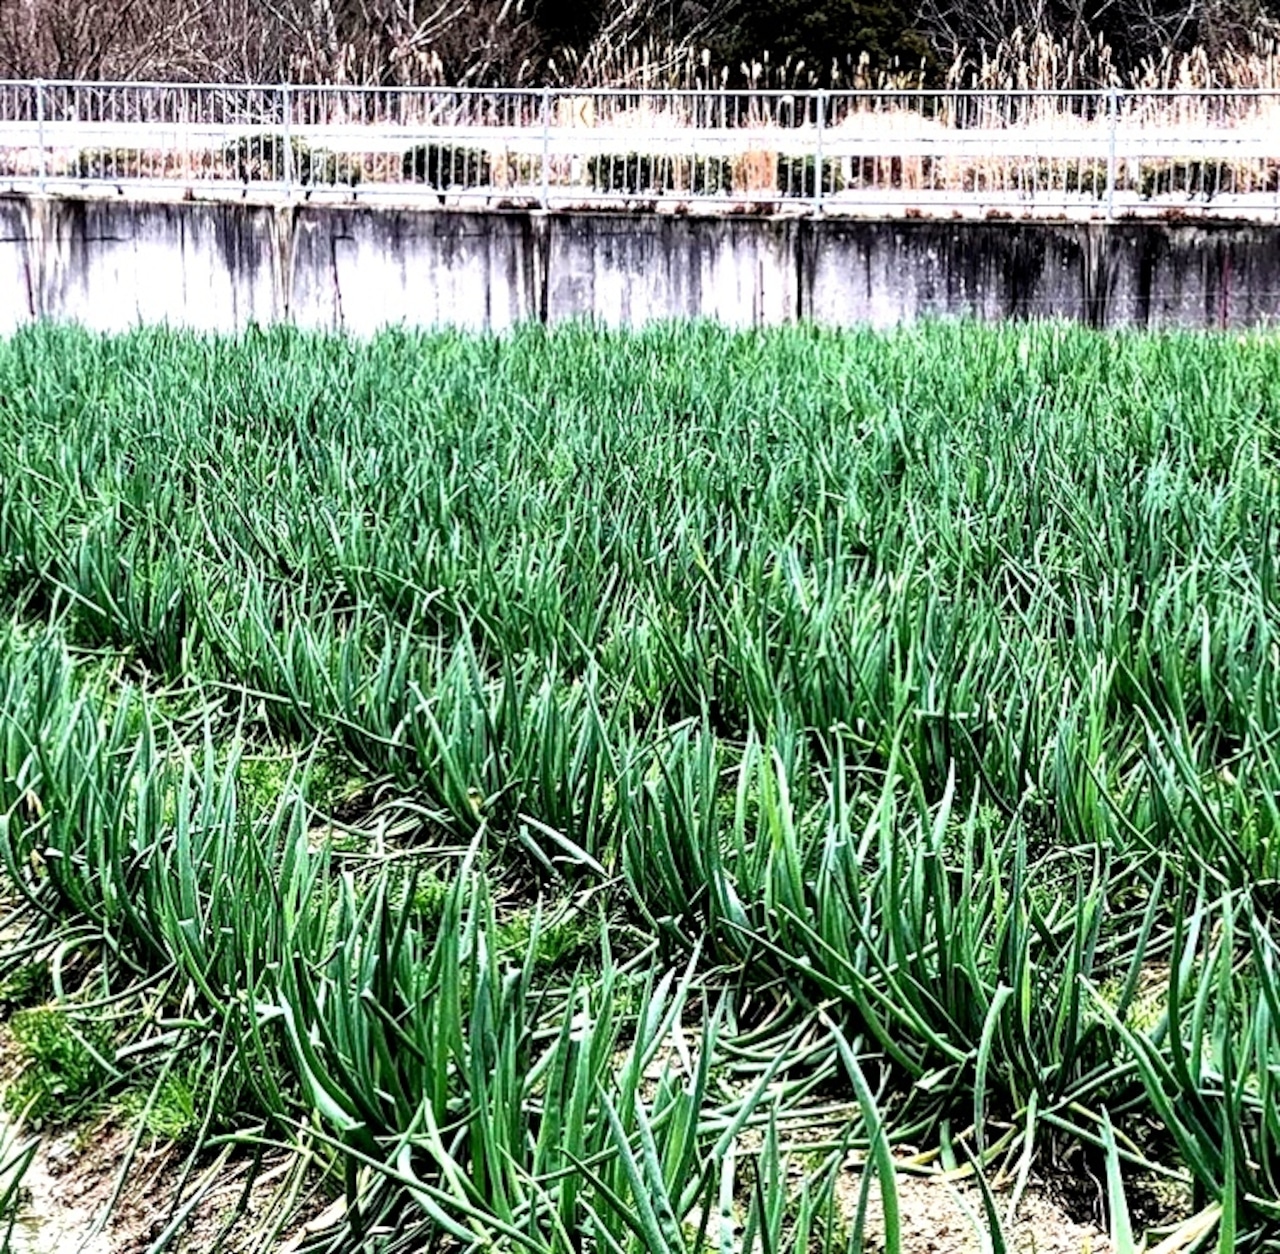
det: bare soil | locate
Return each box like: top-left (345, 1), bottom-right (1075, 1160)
top-left (1, 1108), bottom-right (330, 1254)
top-left (850, 1169), bottom-right (1112, 1254)
top-left (0, 998), bottom-right (1185, 1253)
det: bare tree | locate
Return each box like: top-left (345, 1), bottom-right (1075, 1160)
top-left (917, 0), bottom-right (1276, 78)
top-left (546, 0), bottom-right (731, 85)
top-left (199, 0), bottom-right (541, 82)
top-left (0, 0), bottom-right (543, 82)
top-left (0, 0), bottom-right (212, 77)
top-left (5, 0), bottom-right (1270, 86)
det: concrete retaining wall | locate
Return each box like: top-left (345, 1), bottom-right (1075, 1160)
top-left (2, 194), bottom-right (1278, 333)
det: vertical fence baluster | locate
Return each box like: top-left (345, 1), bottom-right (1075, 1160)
top-left (35, 79), bottom-right (46, 192)
top-left (540, 86), bottom-right (551, 210)
top-left (814, 88), bottom-right (825, 212)
top-left (282, 83), bottom-right (293, 197)
top-left (1106, 86), bottom-right (1119, 220)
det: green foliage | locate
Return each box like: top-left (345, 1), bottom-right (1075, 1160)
top-left (309, 149), bottom-right (364, 187)
top-left (69, 148), bottom-right (151, 178)
top-left (5, 1007), bottom-right (106, 1126)
top-left (304, 751), bottom-right (370, 815)
top-left (402, 143), bottom-right (490, 188)
top-left (0, 961), bottom-right (50, 1014)
top-left (222, 133), bottom-right (312, 183)
top-left (1133, 159), bottom-right (1280, 199)
top-left (120, 1072), bottom-right (201, 1144)
top-left (495, 900), bottom-right (601, 971)
top-left (237, 754), bottom-right (296, 821)
top-left (1060, 159), bottom-right (1109, 196)
top-left (716, 0), bottom-right (938, 81)
top-left (1, 321), bottom-right (1280, 1247)
top-left (777, 153), bottom-right (845, 195)
top-left (586, 154), bottom-right (734, 195)
top-left (0, 1130), bottom-right (36, 1250)
top-left (409, 867), bottom-right (452, 924)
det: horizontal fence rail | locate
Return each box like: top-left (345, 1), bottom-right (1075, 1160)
top-left (1, 81), bottom-right (1279, 217)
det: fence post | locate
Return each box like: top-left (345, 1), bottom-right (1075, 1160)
top-left (1105, 86), bottom-right (1119, 221)
top-left (540, 87), bottom-right (551, 210)
top-left (814, 88), bottom-right (825, 212)
top-left (35, 79), bottom-right (46, 193)
top-left (282, 83), bottom-right (294, 199)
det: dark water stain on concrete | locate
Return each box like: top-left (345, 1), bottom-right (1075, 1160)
top-left (11, 196), bottom-right (1280, 331)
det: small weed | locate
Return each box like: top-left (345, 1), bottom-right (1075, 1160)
top-left (237, 754), bottom-right (296, 820)
top-left (120, 1071), bottom-right (200, 1144)
top-left (0, 962), bottom-right (50, 1014)
top-left (411, 870), bottom-right (452, 926)
top-left (497, 903), bottom-right (600, 972)
top-left (5, 1007), bottom-right (106, 1127)
top-left (305, 752), bottom-right (370, 816)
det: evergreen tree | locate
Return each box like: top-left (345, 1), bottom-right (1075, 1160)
top-left (716, 0), bottom-right (936, 81)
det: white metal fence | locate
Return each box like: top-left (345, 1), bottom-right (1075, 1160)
top-left (2, 80), bottom-right (1279, 217)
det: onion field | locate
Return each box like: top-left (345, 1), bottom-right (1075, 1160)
top-left (1, 321), bottom-right (1279, 1251)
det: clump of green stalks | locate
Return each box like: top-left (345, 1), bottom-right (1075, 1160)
top-left (1, 320), bottom-right (1279, 1249)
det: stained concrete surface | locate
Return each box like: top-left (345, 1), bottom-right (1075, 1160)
top-left (1, 195), bottom-right (1277, 333)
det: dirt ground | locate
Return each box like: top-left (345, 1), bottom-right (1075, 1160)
top-left (851, 1170), bottom-right (1111, 1254)
top-left (2, 1116), bottom-right (336, 1254)
top-left (3, 1117), bottom-right (1127, 1254)
top-left (0, 1009), bottom-right (1181, 1254)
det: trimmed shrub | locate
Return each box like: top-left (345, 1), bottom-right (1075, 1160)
top-left (70, 148), bottom-right (148, 178)
top-left (586, 153), bottom-right (734, 195)
top-left (1137, 160), bottom-right (1243, 200)
top-left (402, 144), bottom-right (490, 189)
top-left (310, 150), bottom-right (364, 187)
top-left (844, 154), bottom-right (935, 190)
top-left (223, 134), bottom-right (312, 184)
top-left (1069, 160), bottom-right (1108, 196)
top-left (777, 155), bottom-right (845, 196)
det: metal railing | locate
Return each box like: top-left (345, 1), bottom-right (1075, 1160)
top-left (2, 80), bottom-right (1279, 218)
